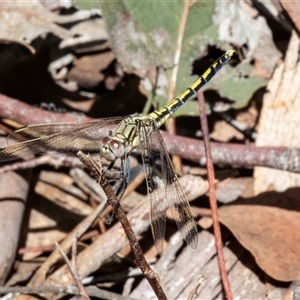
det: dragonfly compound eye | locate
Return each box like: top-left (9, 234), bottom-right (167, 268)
top-left (101, 136), bottom-right (110, 145)
top-left (109, 139), bottom-right (125, 158)
top-left (100, 137), bottom-right (125, 161)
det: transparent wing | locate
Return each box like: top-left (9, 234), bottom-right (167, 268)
top-left (139, 119), bottom-right (198, 253)
top-left (0, 117), bottom-right (123, 162)
top-left (139, 121), bottom-right (167, 253)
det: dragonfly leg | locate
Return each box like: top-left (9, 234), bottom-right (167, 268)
top-left (110, 156), bottom-right (131, 219)
top-left (104, 161), bottom-right (125, 194)
top-left (103, 156), bottom-right (131, 224)
top-left (109, 156), bottom-right (130, 196)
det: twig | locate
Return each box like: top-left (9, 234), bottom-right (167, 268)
top-left (18, 230), bottom-right (99, 255)
top-left (2, 95), bottom-right (300, 173)
top-left (29, 201), bottom-right (107, 287)
top-left (0, 285), bottom-right (133, 300)
top-left (165, 0), bottom-right (194, 174)
top-left (77, 151), bottom-right (168, 300)
top-left (161, 132), bottom-right (300, 173)
top-left (0, 93), bottom-right (89, 125)
top-left (0, 154), bottom-right (83, 173)
top-left (187, 273), bottom-right (206, 300)
top-left (55, 236), bottom-right (90, 299)
top-left (3, 134), bottom-right (300, 174)
top-left (71, 233), bottom-right (87, 297)
top-left (197, 91), bottom-right (233, 300)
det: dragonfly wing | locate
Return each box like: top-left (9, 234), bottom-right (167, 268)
top-left (139, 122), bottom-right (167, 254)
top-left (139, 120), bottom-right (198, 252)
top-left (0, 117), bottom-right (123, 162)
top-left (9, 117), bottom-right (123, 140)
top-left (166, 176), bottom-right (198, 250)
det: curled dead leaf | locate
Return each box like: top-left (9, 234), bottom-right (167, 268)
top-left (218, 188), bottom-right (300, 281)
top-left (0, 3), bottom-right (70, 49)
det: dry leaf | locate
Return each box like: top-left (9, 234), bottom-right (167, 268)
top-left (0, 3), bottom-right (70, 50)
top-left (216, 177), bottom-right (254, 203)
top-left (280, 0), bottom-right (300, 32)
top-left (214, 0), bottom-right (281, 78)
top-left (67, 52), bottom-right (115, 89)
top-left (218, 188), bottom-right (300, 281)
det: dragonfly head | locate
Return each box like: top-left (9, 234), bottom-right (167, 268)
top-left (100, 136), bottom-right (125, 161)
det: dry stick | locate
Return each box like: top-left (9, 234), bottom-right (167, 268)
top-left (55, 239), bottom-right (90, 299)
top-left (0, 93), bottom-right (89, 125)
top-left (2, 94), bottom-right (300, 173)
top-left (160, 133), bottom-right (300, 173)
top-left (0, 286), bottom-right (132, 300)
top-left (3, 135), bottom-right (300, 174)
top-left (165, 0), bottom-right (195, 174)
top-left (18, 231), bottom-right (99, 255)
top-left (29, 201), bottom-right (107, 287)
top-left (187, 274), bottom-right (206, 300)
top-left (2, 133), bottom-right (300, 174)
top-left (197, 91), bottom-right (233, 300)
top-left (0, 154), bottom-right (83, 173)
top-left (71, 233), bottom-right (88, 298)
top-left (77, 151), bottom-right (168, 300)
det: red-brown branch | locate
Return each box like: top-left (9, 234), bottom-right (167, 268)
top-left (197, 91), bottom-right (233, 300)
top-left (1, 93), bottom-right (300, 173)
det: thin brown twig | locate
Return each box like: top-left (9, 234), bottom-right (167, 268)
top-left (165, 0), bottom-right (194, 174)
top-left (77, 151), bottom-right (168, 300)
top-left (55, 239), bottom-right (90, 299)
top-left (71, 233), bottom-right (84, 290)
top-left (197, 91), bottom-right (233, 300)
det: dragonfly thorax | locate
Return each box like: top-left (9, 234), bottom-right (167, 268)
top-left (100, 136), bottom-right (125, 161)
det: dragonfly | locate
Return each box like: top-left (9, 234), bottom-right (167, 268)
top-left (0, 49), bottom-right (234, 253)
